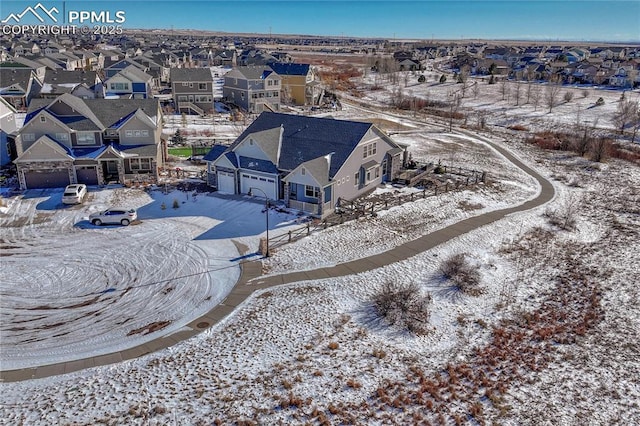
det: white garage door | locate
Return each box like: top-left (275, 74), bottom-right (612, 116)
top-left (217, 171), bottom-right (235, 194)
top-left (240, 173), bottom-right (277, 200)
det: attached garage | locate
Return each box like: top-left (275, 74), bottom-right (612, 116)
top-left (23, 169), bottom-right (71, 189)
top-left (240, 172), bottom-right (277, 199)
top-left (76, 166), bottom-right (99, 185)
top-left (217, 170), bottom-right (235, 194)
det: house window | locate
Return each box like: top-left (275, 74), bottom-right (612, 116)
top-left (273, 91), bottom-right (279, 97)
top-left (363, 142), bottom-right (377, 158)
top-left (55, 133), bottom-right (69, 141)
top-left (195, 95), bottom-right (210, 103)
top-left (130, 158), bottom-right (151, 170)
top-left (241, 92), bottom-right (245, 99)
top-left (189, 83), bottom-right (193, 88)
top-left (182, 82), bottom-right (189, 87)
top-left (110, 82), bottom-right (129, 91)
top-left (305, 185), bottom-right (319, 198)
top-left (76, 132), bottom-right (95, 145)
top-left (199, 83), bottom-right (207, 90)
top-left (273, 80), bottom-right (279, 86)
top-left (290, 184), bottom-right (297, 197)
top-left (125, 130), bottom-right (133, 137)
top-left (134, 130), bottom-right (141, 137)
top-left (354, 172), bottom-right (359, 186)
top-left (375, 167), bottom-right (380, 178)
top-left (141, 130), bottom-right (149, 137)
top-left (301, 167), bottom-right (305, 175)
top-left (40, 116), bottom-right (46, 123)
top-left (22, 133), bottom-right (35, 142)
top-left (178, 95), bottom-right (188, 102)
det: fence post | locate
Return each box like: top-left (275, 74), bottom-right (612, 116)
top-left (445, 182), bottom-right (449, 192)
top-left (288, 230), bottom-right (292, 242)
top-left (324, 220), bottom-right (328, 229)
top-left (434, 185), bottom-right (438, 195)
top-left (307, 223), bottom-right (310, 235)
top-left (411, 192), bottom-right (414, 201)
top-left (481, 171), bottom-right (486, 182)
top-left (385, 200), bottom-right (388, 209)
top-left (466, 177), bottom-right (470, 186)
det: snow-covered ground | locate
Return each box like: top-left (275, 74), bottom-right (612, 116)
top-left (1, 66), bottom-right (638, 424)
top-left (0, 186), bottom-right (301, 370)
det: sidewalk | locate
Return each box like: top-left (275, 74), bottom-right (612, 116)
top-left (0, 137), bottom-right (554, 382)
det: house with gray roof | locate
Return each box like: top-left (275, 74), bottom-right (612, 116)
top-left (103, 65), bottom-right (154, 99)
top-left (170, 68), bottom-right (215, 115)
top-left (13, 94), bottom-right (164, 189)
top-left (223, 66), bottom-right (281, 113)
top-left (204, 112), bottom-right (407, 217)
top-left (0, 68), bottom-right (42, 110)
top-left (40, 70), bottom-right (102, 99)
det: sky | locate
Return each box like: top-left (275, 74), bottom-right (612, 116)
top-left (1, 1), bottom-right (639, 42)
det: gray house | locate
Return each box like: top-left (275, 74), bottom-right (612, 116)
top-left (170, 68), bottom-right (215, 115)
top-left (223, 66), bottom-right (281, 113)
top-left (0, 68), bottom-right (42, 110)
top-left (0, 97), bottom-right (18, 166)
top-left (204, 112), bottom-right (406, 218)
top-left (14, 94), bottom-right (164, 189)
top-left (40, 69), bottom-right (102, 99)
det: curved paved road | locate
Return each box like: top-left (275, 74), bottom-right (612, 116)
top-left (0, 134), bottom-right (554, 383)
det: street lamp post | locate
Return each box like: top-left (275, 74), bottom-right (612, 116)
top-left (248, 187), bottom-right (269, 257)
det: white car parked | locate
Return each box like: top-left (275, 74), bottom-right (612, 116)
top-left (62, 184), bottom-right (87, 204)
top-left (89, 208), bottom-right (137, 226)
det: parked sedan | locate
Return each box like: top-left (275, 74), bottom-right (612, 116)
top-left (89, 208), bottom-right (137, 226)
top-left (62, 184), bottom-right (87, 205)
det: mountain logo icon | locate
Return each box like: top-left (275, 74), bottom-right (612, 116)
top-left (1, 3), bottom-right (59, 24)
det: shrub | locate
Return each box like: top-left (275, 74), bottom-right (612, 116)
top-left (439, 253), bottom-right (482, 295)
top-left (372, 282), bottom-right (432, 335)
top-left (172, 199), bottom-right (180, 209)
top-left (563, 91), bottom-right (574, 103)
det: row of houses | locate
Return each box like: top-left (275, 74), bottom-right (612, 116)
top-left (3, 89), bottom-right (408, 219)
top-left (1, 53), bottom-right (320, 114)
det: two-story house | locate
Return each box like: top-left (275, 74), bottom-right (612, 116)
top-left (13, 94), bottom-right (164, 189)
top-left (0, 97), bottom-right (18, 166)
top-left (223, 66), bottom-right (281, 113)
top-left (39, 70), bottom-right (103, 99)
top-left (0, 68), bottom-right (42, 110)
top-left (203, 112), bottom-right (407, 218)
top-left (268, 63), bottom-right (320, 106)
top-left (103, 65), bottom-right (154, 99)
top-left (170, 68), bottom-right (214, 115)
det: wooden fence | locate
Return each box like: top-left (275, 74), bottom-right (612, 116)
top-left (261, 168), bottom-right (487, 255)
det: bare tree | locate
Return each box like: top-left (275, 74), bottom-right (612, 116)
top-left (545, 80), bottom-right (562, 113)
top-left (499, 78), bottom-right (510, 101)
top-left (613, 99), bottom-right (639, 135)
top-left (448, 91), bottom-right (462, 132)
top-left (575, 118), bottom-right (598, 157)
top-left (514, 80), bottom-right (522, 106)
top-left (632, 107), bottom-right (640, 143)
top-left (531, 84), bottom-right (541, 111)
top-left (472, 80), bottom-right (480, 99)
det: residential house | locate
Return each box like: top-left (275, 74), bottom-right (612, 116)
top-left (103, 58), bottom-right (147, 78)
top-left (212, 49), bottom-right (237, 67)
top-left (223, 66), bottom-right (281, 113)
top-left (0, 97), bottom-right (18, 166)
top-left (268, 63), bottom-right (319, 106)
top-left (103, 65), bottom-right (154, 99)
top-left (14, 94), bottom-right (164, 189)
top-left (203, 112), bottom-right (407, 218)
top-left (170, 68), bottom-right (214, 115)
top-left (40, 70), bottom-right (102, 99)
top-left (0, 68), bottom-right (42, 110)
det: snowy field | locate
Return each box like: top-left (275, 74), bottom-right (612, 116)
top-left (1, 65), bottom-right (639, 424)
top-left (0, 186), bottom-right (301, 370)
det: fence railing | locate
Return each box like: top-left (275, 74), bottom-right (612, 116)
top-left (261, 168), bottom-right (487, 255)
